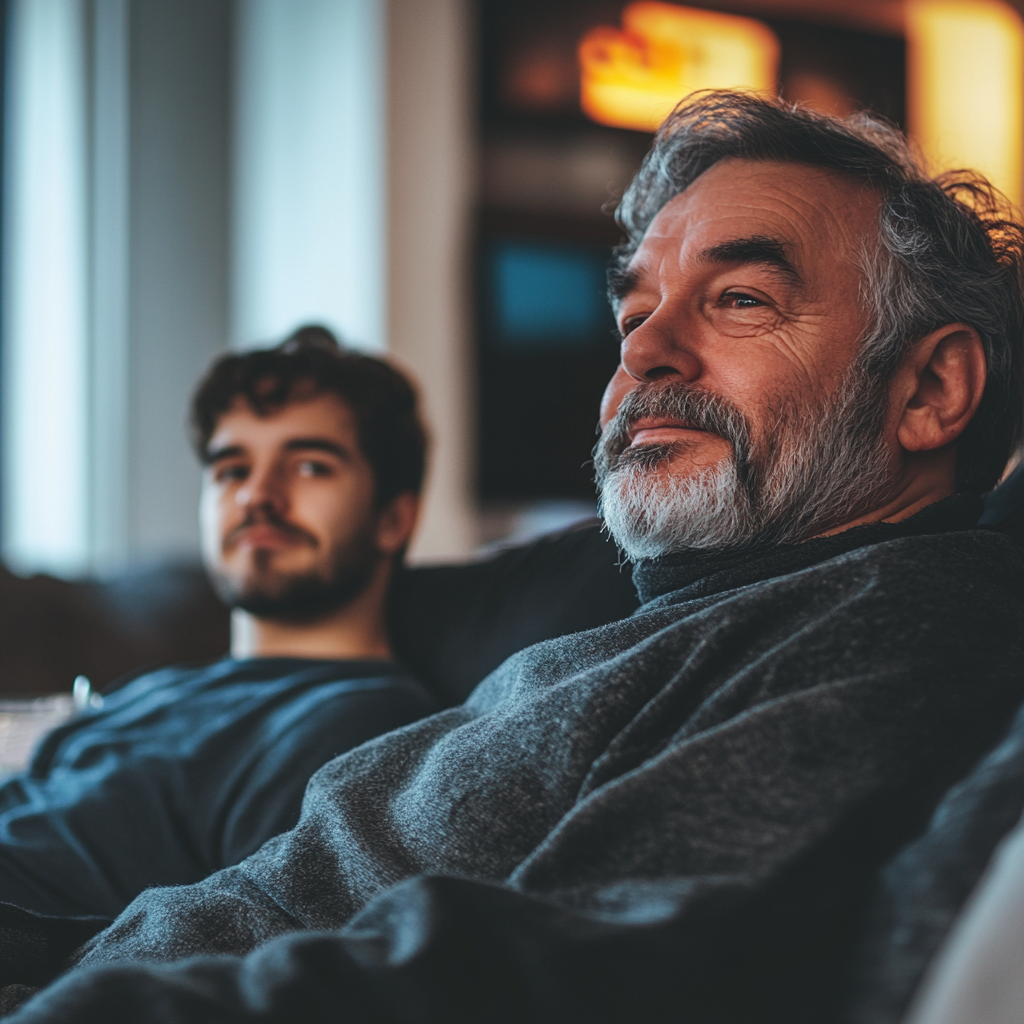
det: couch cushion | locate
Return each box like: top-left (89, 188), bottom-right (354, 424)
top-left (389, 521), bottom-right (637, 705)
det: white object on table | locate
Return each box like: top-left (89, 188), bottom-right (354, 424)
top-left (0, 694), bottom-right (76, 776)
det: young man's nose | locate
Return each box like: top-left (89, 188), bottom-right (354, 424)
top-left (619, 312), bottom-right (702, 385)
top-left (235, 465), bottom-right (287, 512)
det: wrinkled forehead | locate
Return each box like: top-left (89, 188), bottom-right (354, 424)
top-left (624, 159), bottom-right (882, 288)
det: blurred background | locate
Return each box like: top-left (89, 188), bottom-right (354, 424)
top-left (0, 0), bottom-right (1021, 693)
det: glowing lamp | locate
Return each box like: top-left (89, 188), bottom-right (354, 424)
top-left (578, 2), bottom-right (779, 133)
top-left (907, 0), bottom-right (1024, 207)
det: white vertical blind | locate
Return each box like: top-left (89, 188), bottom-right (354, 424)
top-left (232, 0), bottom-right (386, 352)
top-left (2, 0), bottom-right (89, 577)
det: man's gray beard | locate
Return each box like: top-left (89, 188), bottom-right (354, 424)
top-left (209, 523), bottom-right (380, 623)
top-left (594, 366), bottom-right (894, 560)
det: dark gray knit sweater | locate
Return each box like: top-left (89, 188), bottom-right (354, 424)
top-left (8, 499), bottom-right (1024, 1023)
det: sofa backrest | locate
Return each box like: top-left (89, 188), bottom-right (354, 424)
top-left (390, 521), bottom-right (638, 706)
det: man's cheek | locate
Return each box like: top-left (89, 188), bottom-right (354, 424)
top-left (199, 495), bottom-right (226, 561)
top-left (600, 366), bottom-right (634, 427)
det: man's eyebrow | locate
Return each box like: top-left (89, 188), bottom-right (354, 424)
top-left (204, 444), bottom-right (244, 466)
top-left (203, 438), bottom-right (352, 466)
top-left (608, 266), bottom-right (641, 303)
top-left (281, 438), bottom-right (352, 460)
top-left (696, 235), bottom-right (802, 283)
top-left (607, 235), bottom-right (799, 304)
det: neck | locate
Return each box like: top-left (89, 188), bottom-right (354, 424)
top-left (815, 448), bottom-right (957, 538)
top-left (230, 560), bottom-right (395, 661)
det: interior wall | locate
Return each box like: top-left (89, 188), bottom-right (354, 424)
top-left (231, 0), bottom-right (477, 560)
top-left (231, 0), bottom-right (386, 352)
top-left (125, 0), bottom-right (231, 562)
top-left (2, 0), bottom-right (232, 575)
top-left (89, 0), bottom-right (130, 572)
top-left (387, 0), bottom-right (478, 562)
top-left (2, 0), bottom-right (478, 573)
top-left (129, 0), bottom-right (481, 565)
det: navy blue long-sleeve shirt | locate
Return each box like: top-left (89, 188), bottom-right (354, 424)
top-left (0, 657), bottom-right (436, 917)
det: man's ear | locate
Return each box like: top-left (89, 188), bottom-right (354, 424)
top-left (895, 323), bottom-right (986, 454)
top-left (374, 492), bottom-right (420, 557)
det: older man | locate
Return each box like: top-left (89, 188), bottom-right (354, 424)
top-left (6, 93), bottom-right (1024, 1023)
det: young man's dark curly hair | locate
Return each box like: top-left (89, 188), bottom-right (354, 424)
top-left (190, 325), bottom-right (426, 508)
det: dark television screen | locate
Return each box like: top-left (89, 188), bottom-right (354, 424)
top-left (490, 242), bottom-right (610, 348)
top-left (478, 237), bottom-right (620, 500)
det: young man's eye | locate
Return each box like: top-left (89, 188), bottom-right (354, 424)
top-left (214, 464), bottom-right (248, 483)
top-left (297, 460), bottom-right (333, 477)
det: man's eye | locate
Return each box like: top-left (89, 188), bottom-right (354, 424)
top-left (297, 460), bottom-right (333, 477)
top-left (722, 292), bottom-right (764, 309)
top-left (620, 314), bottom-right (649, 336)
top-left (215, 464), bottom-right (248, 483)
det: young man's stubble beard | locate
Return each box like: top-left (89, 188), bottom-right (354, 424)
top-left (210, 516), bottom-right (382, 623)
top-left (594, 361), bottom-right (895, 560)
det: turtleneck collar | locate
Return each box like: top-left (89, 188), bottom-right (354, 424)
top-left (631, 495), bottom-right (984, 608)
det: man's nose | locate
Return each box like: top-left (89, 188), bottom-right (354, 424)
top-left (235, 465), bottom-right (286, 514)
top-left (620, 311), bottom-right (702, 385)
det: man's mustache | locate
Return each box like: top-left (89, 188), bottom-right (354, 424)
top-left (598, 381), bottom-right (753, 470)
top-left (224, 507), bottom-right (319, 549)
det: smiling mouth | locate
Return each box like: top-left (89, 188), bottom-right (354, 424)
top-left (627, 418), bottom-right (708, 446)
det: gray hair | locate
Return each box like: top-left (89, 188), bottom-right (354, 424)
top-left (612, 91), bottom-right (1024, 493)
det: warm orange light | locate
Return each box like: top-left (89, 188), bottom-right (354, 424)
top-left (578, 2), bottom-right (779, 133)
top-left (907, 0), bottom-right (1024, 207)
